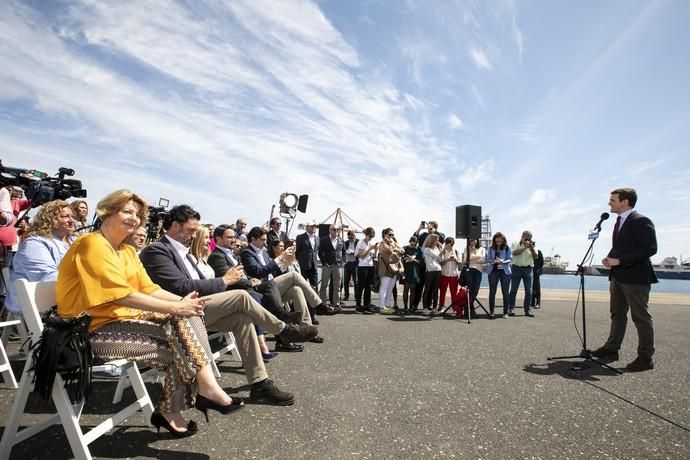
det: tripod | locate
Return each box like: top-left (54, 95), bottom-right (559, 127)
top-left (547, 231), bottom-right (622, 374)
top-left (441, 238), bottom-right (490, 323)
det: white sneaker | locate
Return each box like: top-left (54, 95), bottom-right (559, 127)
top-left (421, 308), bottom-right (432, 316)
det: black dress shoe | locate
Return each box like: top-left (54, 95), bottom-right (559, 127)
top-left (625, 357), bottom-right (654, 371)
top-left (310, 335), bottom-right (325, 343)
top-left (275, 341), bottom-right (304, 352)
top-left (591, 347), bottom-right (619, 361)
top-left (315, 304), bottom-right (339, 315)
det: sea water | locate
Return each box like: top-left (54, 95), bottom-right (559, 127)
top-left (478, 274), bottom-right (689, 294)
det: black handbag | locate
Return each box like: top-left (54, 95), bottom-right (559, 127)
top-left (458, 266), bottom-right (470, 287)
top-left (29, 308), bottom-right (94, 403)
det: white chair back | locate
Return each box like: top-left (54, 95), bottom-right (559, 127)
top-left (0, 280), bottom-right (154, 460)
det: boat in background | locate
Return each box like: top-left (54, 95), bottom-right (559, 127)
top-left (593, 256), bottom-right (690, 280)
top-left (542, 254), bottom-right (569, 274)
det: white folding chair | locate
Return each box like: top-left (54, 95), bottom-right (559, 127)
top-left (0, 280), bottom-right (154, 460)
top-left (208, 331), bottom-right (242, 377)
top-left (0, 318), bottom-right (20, 388)
top-left (1, 267), bottom-right (30, 352)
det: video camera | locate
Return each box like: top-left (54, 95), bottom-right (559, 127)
top-left (0, 159), bottom-right (87, 207)
top-left (145, 198), bottom-right (170, 242)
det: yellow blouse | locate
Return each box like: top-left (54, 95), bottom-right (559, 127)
top-left (57, 232), bottom-right (160, 331)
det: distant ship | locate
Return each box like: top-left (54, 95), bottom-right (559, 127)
top-left (542, 254), bottom-right (569, 274)
top-left (593, 256), bottom-right (690, 280)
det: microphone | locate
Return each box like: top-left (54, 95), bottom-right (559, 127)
top-left (593, 212), bottom-right (610, 231)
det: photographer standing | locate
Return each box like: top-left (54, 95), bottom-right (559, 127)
top-left (508, 231), bottom-right (537, 317)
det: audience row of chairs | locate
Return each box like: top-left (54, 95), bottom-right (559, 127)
top-left (0, 279), bottom-right (240, 460)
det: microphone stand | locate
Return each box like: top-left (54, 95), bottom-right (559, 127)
top-left (547, 226), bottom-right (622, 374)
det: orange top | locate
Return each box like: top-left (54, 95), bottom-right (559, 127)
top-left (57, 232), bottom-right (160, 331)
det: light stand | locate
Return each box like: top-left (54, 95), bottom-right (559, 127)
top-left (547, 227), bottom-right (622, 374)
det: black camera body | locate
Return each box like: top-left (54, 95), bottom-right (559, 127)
top-left (0, 160), bottom-right (87, 207)
top-left (145, 205), bottom-right (168, 242)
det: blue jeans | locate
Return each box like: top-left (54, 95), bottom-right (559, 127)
top-left (509, 266), bottom-right (533, 313)
top-left (488, 269), bottom-right (510, 314)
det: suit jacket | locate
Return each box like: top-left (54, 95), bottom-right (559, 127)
top-left (207, 247), bottom-right (254, 290)
top-left (240, 246), bottom-right (283, 281)
top-left (318, 235), bottom-right (344, 266)
top-left (607, 210), bottom-right (658, 285)
top-left (139, 237), bottom-right (225, 297)
top-left (295, 231), bottom-right (319, 271)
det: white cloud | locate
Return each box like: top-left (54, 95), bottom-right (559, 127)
top-left (447, 113), bottom-right (464, 129)
top-left (469, 47), bottom-right (492, 70)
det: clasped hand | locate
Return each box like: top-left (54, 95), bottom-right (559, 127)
top-left (176, 291), bottom-right (209, 317)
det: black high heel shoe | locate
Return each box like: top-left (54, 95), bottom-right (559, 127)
top-left (195, 394), bottom-right (244, 422)
top-left (150, 411), bottom-right (198, 438)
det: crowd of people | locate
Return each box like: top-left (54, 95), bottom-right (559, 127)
top-left (0, 185), bottom-right (657, 439)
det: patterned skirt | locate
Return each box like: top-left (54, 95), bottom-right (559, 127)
top-left (89, 313), bottom-right (212, 413)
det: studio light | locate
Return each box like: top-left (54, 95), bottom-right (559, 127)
top-left (279, 192), bottom-right (299, 217)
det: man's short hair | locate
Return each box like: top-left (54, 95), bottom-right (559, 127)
top-left (270, 217), bottom-right (281, 226)
top-left (247, 226), bottom-right (267, 242)
top-left (163, 205), bottom-right (200, 230)
top-left (611, 188), bottom-right (637, 208)
top-left (213, 224), bottom-right (233, 240)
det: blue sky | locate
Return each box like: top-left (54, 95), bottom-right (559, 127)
top-left (1, 0), bottom-right (689, 268)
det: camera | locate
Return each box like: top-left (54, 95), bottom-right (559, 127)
top-left (0, 160), bottom-right (87, 207)
top-left (145, 206), bottom-right (168, 242)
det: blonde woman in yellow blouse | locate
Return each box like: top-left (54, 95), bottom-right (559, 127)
top-left (57, 190), bottom-right (242, 438)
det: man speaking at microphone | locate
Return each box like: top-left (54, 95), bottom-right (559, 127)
top-left (593, 188), bottom-right (658, 371)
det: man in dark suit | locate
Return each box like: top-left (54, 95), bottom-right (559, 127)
top-left (318, 224), bottom-right (344, 307)
top-left (208, 224), bottom-right (305, 352)
top-left (266, 217), bottom-right (288, 248)
top-left (140, 205), bottom-right (319, 405)
top-left (295, 221), bottom-right (319, 290)
top-left (342, 230), bottom-right (359, 301)
top-left (593, 188), bottom-right (658, 371)
top-left (241, 227), bottom-right (337, 328)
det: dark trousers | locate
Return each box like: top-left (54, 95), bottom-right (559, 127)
top-left (467, 268), bottom-right (483, 308)
top-left (423, 270), bottom-right (441, 309)
top-left (604, 280), bottom-right (654, 360)
top-left (355, 266), bottom-right (375, 307)
top-left (488, 269), bottom-right (510, 314)
top-left (343, 261), bottom-right (358, 299)
top-left (509, 266), bottom-right (533, 313)
top-left (301, 265), bottom-right (318, 291)
top-left (531, 271), bottom-right (541, 306)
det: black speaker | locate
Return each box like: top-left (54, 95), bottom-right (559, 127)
top-left (297, 195), bottom-right (309, 213)
top-left (455, 205), bottom-right (481, 239)
top-left (318, 223), bottom-right (330, 238)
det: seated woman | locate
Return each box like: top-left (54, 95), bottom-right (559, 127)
top-left (191, 226), bottom-right (276, 361)
top-left (5, 200), bottom-right (74, 314)
top-left (57, 190), bottom-right (242, 438)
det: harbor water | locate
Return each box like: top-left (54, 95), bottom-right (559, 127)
top-left (476, 273), bottom-right (689, 294)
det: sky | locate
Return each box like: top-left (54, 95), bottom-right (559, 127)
top-left (1, 0), bottom-right (689, 268)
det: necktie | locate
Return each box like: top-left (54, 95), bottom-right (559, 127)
top-left (612, 216), bottom-right (621, 242)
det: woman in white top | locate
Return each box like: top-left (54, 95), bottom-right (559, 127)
top-left (421, 233), bottom-right (442, 315)
top-left (355, 227), bottom-right (377, 313)
top-left (438, 237), bottom-right (461, 310)
top-left (189, 226), bottom-right (215, 279)
top-left (462, 238), bottom-right (486, 313)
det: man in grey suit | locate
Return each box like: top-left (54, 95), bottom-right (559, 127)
top-left (593, 188), bottom-right (658, 371)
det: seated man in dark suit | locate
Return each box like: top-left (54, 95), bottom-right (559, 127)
top-left (140, 205), bottom-right (319, 405)
top-left (208, 224), bottom-right (305, 352)
top-left (240, 227), bottom-right (338, 331)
